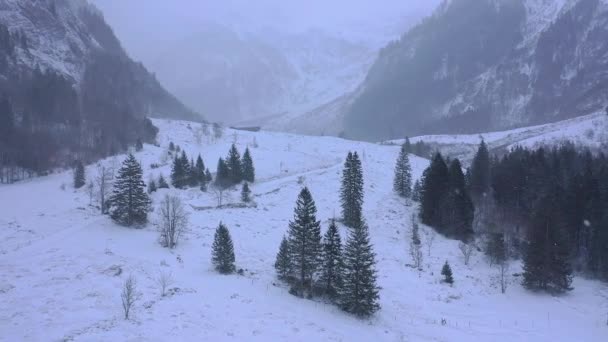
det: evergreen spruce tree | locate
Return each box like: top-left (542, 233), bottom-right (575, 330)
top-left (470, 140), bottom-right (491, 201)
top-left (446, 159), bottom-right (474, 240)
top-left (188, 158), bottom-right (199, 186)
top-left (205, 169), bottom-right (213, 183)
top-left (171, 155), bottom-right (185, 188)
top-left (215, 158), bottom-right (231, 189)
top-left (226, 144), bottom-right (242, 184)
top-left (485, 232), bottom-right (507, 266)
top-left (109, 154), bottom-right (151, 227)
top-left (393, 143), bottom-right (412, 198)
top-left (147, 178), bottom-right (157, 194)
top-left (211, 222), bottom-right (236, 274)
top-left (195, 154), bottom-right (206, 185)
top-left (286, 187), bottom-right (322, 296)
top-left (168, 142), bottom-right (175, 152)
top-left (275, 236), bottom-right (292, 281)
top-left (339, 219), bottom-right (380, 317)
top-left (412, 180), bottom-right (422, 202)
top-left (73, 160), bottom-right (86, 189)
top-left (241, 147), bottom-right (255, 183)
top-left (0, 97), bottom-right (14, 144)
top-left (340, 152), bottom-right (364, 227)
top-left (441, 261), bottom-right (454, 284)
top-left (420, 153), bottom-right (449, 229)
top-left (157, 174), bottom-right (169, 189)
top-left (403, 137), bottom-right (412, 154)
top-left (522, 186), bottom-right (573, 293)
top-left (180, 151), bottom-right (191, 184)
top-left (135, 138), bottom-right (143, 152)
top-left (241, 182), bottom-right (251, 203)
top-left (320, 219), bottom-right (343, 299)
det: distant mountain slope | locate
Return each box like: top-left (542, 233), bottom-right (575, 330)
top-left (393, 111), bottom-right (608, 163)
top-left (344, 0), bottom-right (608, 141)
top-left (0, 0), bottom-right (199, 175)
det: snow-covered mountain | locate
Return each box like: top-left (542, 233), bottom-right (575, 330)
top-left (342, 0), bottom-right (608, 141)
top-left (92, 0), bottom-right (440, 126)
top-left (0, 0), bottom-right (197, 121)
top-left (0, 0), bottom-right (200, 170)
top-left (1, 118), bottom-right (606, 341)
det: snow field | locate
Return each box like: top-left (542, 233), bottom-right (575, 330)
top-left (0, 119), bottom-right (606, 341)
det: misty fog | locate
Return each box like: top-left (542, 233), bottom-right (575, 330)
top-left (92, 0), bottom-right (441, 124)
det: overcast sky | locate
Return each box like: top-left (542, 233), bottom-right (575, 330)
top-left (92, 0), bottom-right (442, 50)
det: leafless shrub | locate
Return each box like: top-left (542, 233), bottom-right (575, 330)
top-left (425, 229), bottom-right (436, 257)
top-left (96, 165), bottom-right (114, 214)
top-left (498, 261), bottom-right (509, 294)
top-left (121, 275), bottom-right (139, 320)
top-left (459, 242), bottom-right (475, 266)
top-left (155, 270), bottom-right (174, 297)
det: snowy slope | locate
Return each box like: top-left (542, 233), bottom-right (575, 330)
top-left (394, 111), bottom-right (608, 162)
top-left (1, 119), bottom-right (607, 341)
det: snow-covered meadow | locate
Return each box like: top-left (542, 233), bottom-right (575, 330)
top-left (1, 119), bottom-right (607, 341)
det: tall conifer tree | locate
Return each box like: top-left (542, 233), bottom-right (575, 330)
top-left (341, 152), bottom-right (364, 227)
top-left (241, 147), bottom-right (255, 183)
top-left (393, 143), bottom-right (412, 198)
top-left (320, 219), bottom-right (343, 299)
top-left (212, 222), bottom-right (236, 274)
top-left (109, 154), bottom-right (150, 227)
top-left (286, 187), bottom-right (322, 296)
top-left (339, 219), bottom-right (380, 317)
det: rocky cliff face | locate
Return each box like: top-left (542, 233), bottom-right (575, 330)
top-left (344, 0), bottom-right (608, 141)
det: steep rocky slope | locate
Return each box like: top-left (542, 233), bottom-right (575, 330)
top-left (344, 0), bottom-right (608, 141)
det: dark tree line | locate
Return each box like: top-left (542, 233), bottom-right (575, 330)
top-left (488, 143), bottom-right (608, 288)
top-left (171, 151), bottom-right (211, 190)
top-left (214, 144), bottom-right (255, 189)
top-left (419, 153), bottom-right (474, 241)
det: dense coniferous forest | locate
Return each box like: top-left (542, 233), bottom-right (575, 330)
top-left (419, 141), bottom-right (608, 288)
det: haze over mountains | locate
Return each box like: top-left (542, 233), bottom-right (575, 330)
top-left (92, 0), bottom-right (441, 127)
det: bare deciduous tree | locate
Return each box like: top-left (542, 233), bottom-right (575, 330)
top-left (211, 183), bottom-right (227, 207)
top-left (425, 229), bottom-right (436, 257)
top-left (158, 194), bottom-right (188, 249)
top-left (121, 275), bottom-right (138, 320)
top-left (498, 261), bottom-right (509, 294)
top-left (155, 270), bottom-right (174, 297)
top-left (87, 181), bottom-right (95, 205)
top-left (459, 242), bottom-right (475, 266)
top-left (410, 216), bottom-right (423, 269)
top-left (410, 241), bottom-right (423, 270)
top-left (96, 165), bottom-right (114, 214)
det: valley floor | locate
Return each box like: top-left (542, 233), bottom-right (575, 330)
top-left (1, 120), bottom-right (607, 341)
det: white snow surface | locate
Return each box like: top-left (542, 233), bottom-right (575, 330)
top-left (1, 119), bottom-right (607, 341)
top-left (395, 112), bottom-right (608, 162)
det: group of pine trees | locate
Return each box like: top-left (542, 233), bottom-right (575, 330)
top-left (487, 143), bottom-right (608, 290)
top-left (215, 144), bottom-right (255, 189)
top-left (274, 152), bottom-right (380, 318)
top-left (419, 153), bottom-right (474, 241)
top-left (171, 150), bottom-right (212, 190)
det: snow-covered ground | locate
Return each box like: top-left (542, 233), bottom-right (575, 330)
top-left (394, 111), bottom-right (608, 162)
top-left (1, 119), bottom-right (607, 341)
